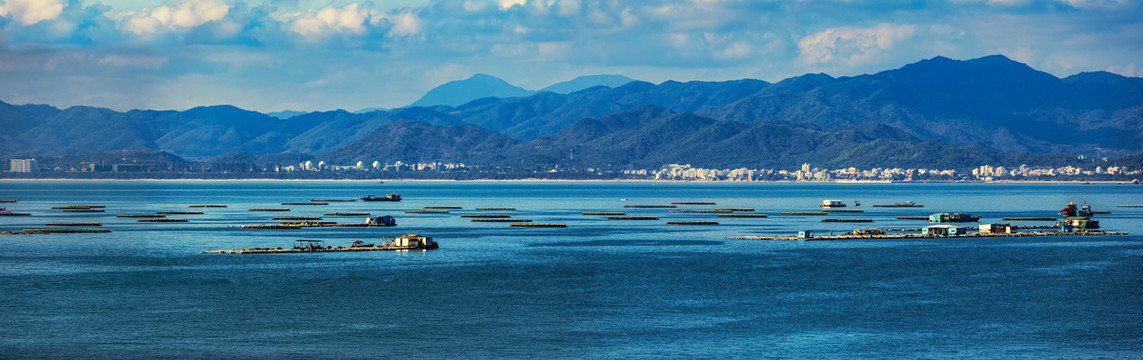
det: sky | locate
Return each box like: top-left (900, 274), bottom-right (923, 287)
top-left (0, 0), bottom-right (1140, 113)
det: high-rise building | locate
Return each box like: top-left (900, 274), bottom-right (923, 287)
top-left (9, 159), bottom-right (37, 173)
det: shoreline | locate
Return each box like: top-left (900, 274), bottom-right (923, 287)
top-left (0, 178), bottom-right (1134, 184)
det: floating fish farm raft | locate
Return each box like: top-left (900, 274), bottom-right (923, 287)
top-left (138, 218), bottom-right (188, 223)
top-left (782, 211), bottom-right (827, 215)
top-left (1002, 217), bottom-right (1057, 221)
top-left (476, 207), bottom-right (516, 211)
top-left (624, 205), bottom-right (677, 208)
top-left (608, 216), bottom-right (659, 220)
top-left (822, 218), bottom-right (874, 222)
top-left (672, 202), bottom-right (717, 205)
top-left (583, 212), bottom-right (625, 216)
top-left (158, 211), bottom-right (203, 215)
top-left (510, 223), bottom-right (567, 228)
top-left (250, 208), bottom-right (290, 211)
top-left (45, 222), bottom-right (101, 226)
top-left (718, 214), bottom-right (768, 218)
top-left (189, 204), bottom-right (227, 208)
top-left (728, 230), bottom-right (1127, 241)
top-left (118, 214), bottom-right (165, 218)
top-left (325, 212), bottom-right (370, 216)
top-left (406, 210), bottom-right (449, 214)
top-left (282, 202), bottom-right (327, 206)
top-left (311, 199), bottom-right (356, 202)
top-left (460, 214), bottom-right (511, 218)
top-left (425, 206), bottom-right (462, 209)
top-left (471, 219), bottom-right (532, 223)
top-left (667, 221), bottom-right (719, 225)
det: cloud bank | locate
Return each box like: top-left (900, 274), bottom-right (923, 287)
top-left (0, 0), bottom-right (1140, 112)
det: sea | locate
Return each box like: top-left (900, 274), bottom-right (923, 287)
top-left (1, 180), bottom-right (1141, 359)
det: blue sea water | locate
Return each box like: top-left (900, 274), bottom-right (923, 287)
top-left (0, 181), bottom-right (1141, 359)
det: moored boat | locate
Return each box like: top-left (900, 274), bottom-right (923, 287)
top-left (820, 200), bottom-right (846, 208)
top-left (361, 194), bottom-right (402, 202)
top-left (929, 212), bottom-right (982, 223)
top-left (872, 201), bottom-right (924, 207)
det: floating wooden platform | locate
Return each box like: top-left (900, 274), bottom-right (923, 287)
top-left (239, 224), bottom-right (301, 229)
top-left (45, 222), bottom-right (101, 226)
top-left (719, 208), bottom-right (754, 212)
top-left (203, 244), bottom-right (432, 254)
top-left (1118, 204), bottom-right (1143, 208)
top-left (897, 216), bottom-right (929, 220)
top-left (22, 228), bottom-right (111, 233)
top-left (672, 202), bottom-right (716, 205)
top-left (190, 204), bottom-right (227, 208)
top-left (608, 216), bottom-right (659, 220)
top-left (325, 212), bottom-right (370, 216)
top-left (158, 211), bottom-right (203, 215)
top-left (118, 214), bottom-right (165, 218)
top-left (425, 206), bottom-right (462, 209)
top-left (690, 209), bottom-right (733, 213)
top-left (250, 208), bottom-right (290, 212)
top-left (283, 202), bottom-right (327, 205)
top-left (139, 218), bottom-right (188, 223)
top-left (460, 214), bottom-right (510, 218)
top-left (274, 216), bottom-right (321, 220)
top-left (510, 223), bottom-right (566, 228)
top-left (311, 199), bottom-right (356, 202)
top-left (583, 212), bottom-right (625, 216)
top-left (1002, 217), bottom-right (1057, 221)
top-left (823, 209), bottom-right (864, 213)
top-left (718, 214), bottom-right (768, 218)
top-left (822, 218), bottom-right (873, 222)
top-left (406, 210), bottom-right (449, 214)
top-left (472, 218), bottom-right (532, 223)
top-left (667, 221), bottom-right (719, 225)
top-left (782, 211), bottom-right (827, 215)
top-left (476, 207), bottom-right (516, 211)
top-left (52, 205), bottom-right (104, 209)
top-left (0, 212), bottom-right (31, 216)
top-left (727, 230), bottom-right (1127, 241)
top-left (624, 205), bottom-right (677, 208)
top-left (62, 209), bottom-right (104, 212)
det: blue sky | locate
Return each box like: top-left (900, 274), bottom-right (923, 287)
top-left (1, 0), bottom-right (1140, 112)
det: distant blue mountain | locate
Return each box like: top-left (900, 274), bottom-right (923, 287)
top-left (266, 110), bottom-right (307, 119)
top-left (410, 74), bottom-right (533, 107)
top-left (3, 55), bottom-right (1140, 168)
top-left (539, 75), bottom-right (636, 94)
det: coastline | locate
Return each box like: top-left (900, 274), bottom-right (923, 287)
top-left (0, 178), bottom-right (1133, 184)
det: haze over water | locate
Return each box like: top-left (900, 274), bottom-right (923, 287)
top-left (1, 181), bottom-right (1141, 358)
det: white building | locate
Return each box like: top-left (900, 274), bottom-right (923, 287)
top-left (9, 159), bottom-right (37, 173)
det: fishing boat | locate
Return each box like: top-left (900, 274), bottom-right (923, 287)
top-left (928, 212), bottom-right (982, 223)
top-left (872, 201), bottom-right (924, 207)
top-left (820, 200), bottom-right (846, 208)
top-left (361, 194), bottom-right (402, 202)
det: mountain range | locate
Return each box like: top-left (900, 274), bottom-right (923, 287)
top-left (2, 55), bottom-right (1140, 171)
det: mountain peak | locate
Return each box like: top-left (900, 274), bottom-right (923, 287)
top-left (540, 74), bottom-right (637, 94)
top-left (410, 74), bottom-right (533, 107)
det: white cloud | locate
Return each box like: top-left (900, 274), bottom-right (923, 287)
top-left (1056, 0), bottom-right (1137, 9)
top-left (0, 0), bottom-right (65, 25)
top-left (377, 10), bottom-right (421, 36)
top-left (498, 0), bottom-right (527, 10)
top-left (123, 1), bottom-right (230, 35)
top-left (798, 23), bottom-right (917, 66)
top-left (285, 3), bottom-right (371, 37)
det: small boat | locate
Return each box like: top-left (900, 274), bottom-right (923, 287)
top-left (361, 194), bottom-right (402, 202)
top-left (350, 240), bottom-right (375, 247)
top-left (872, 201), bottom-right (924, 207)
top-left (820, 200), bottom-right (846, 208)
top-left (928, 212), bottom-right (982, 223)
